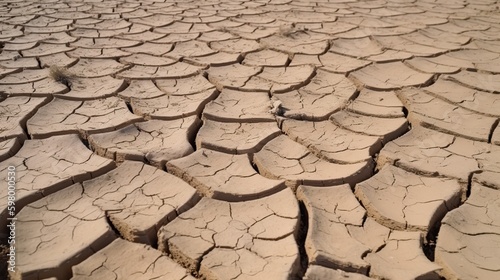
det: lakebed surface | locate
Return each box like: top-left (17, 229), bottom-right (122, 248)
top-left (0, 0), bottom-right (500, 279)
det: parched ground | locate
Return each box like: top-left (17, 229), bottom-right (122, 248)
top-left (1, 0), bottom-right (500, 279)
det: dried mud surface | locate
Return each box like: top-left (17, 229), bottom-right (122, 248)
top-left (1, 0), bottom-right (499, 279)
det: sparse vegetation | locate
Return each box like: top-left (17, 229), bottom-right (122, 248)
top-left (217, 26), bottom-right (229, 33)
top-left (278, 23), bottom-right (309, 38)
top-left (49, 65), bottom-right (74, 87)
top-left (279, 25), bottom-right (295, 37)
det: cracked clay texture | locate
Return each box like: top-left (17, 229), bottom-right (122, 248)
top-left (1, 0), bottom-right (500, 280)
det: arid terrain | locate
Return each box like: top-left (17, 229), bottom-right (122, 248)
top-left (1, 0), bottom-right (499, 279)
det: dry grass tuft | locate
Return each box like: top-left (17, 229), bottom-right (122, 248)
top-left (279, 25), bottom-right (295, 37)
top-left (217, 26), bottom-right (229, 33)
top-left (278, 24), bottom-right (308, 38)
top-left (49, 65), bottom-right (74, 87)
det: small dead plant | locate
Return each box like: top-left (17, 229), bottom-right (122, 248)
top-left (279, 25), bottom-right (295, 37)
top-left (49, 65), bottom-right (74, 87)
top-left (278, 23), bottom-right (308, 38)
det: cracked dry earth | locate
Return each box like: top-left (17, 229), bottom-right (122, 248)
top-left (1, 0), bottom-right (500, 280)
